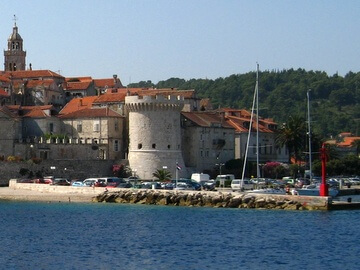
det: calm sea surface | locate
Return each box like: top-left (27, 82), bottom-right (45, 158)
top-left (0, 201), bottom-right (359, 270)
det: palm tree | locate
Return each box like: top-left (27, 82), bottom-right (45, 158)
top-left (152, 169), bottom-right (172, 181)
top-left (276, 115), bottom-right (306, 164)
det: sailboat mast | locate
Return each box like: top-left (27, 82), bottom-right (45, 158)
top-left (256, 64), bottom-right (260, 180)
top-left (307, 89), bottom-right (313, 182)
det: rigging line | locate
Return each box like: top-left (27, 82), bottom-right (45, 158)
top-left (241, 64), bottom-right (258, 182)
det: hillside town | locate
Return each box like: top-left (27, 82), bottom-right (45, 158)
top-left (0, 22), bottom-right (358, 181)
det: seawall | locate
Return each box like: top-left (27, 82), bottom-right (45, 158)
top-left (94, 189), bottom-right (330, 210)
top-left (8, 179), bottom-right (331, 210)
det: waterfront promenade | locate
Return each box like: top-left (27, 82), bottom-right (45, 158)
top-left (0, 187), bottom-right (97, 203)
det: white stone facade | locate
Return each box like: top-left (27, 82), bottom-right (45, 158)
top-left (125, 95), bottom-right (186, 179)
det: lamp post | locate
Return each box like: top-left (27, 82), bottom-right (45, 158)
top-left (215, 162), bottom-right (225, 188)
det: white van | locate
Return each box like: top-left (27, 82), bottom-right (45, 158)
top-left (231, 179), bottom-right (254, 191)
top-left (191, 173), bottom-right (210, 183)
top-left (216, 174), bottom-right (235, 188)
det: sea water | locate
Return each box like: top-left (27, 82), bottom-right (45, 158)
top-left (0, 201), bottom-right (359, 270)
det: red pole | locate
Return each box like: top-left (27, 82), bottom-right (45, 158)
top-left (319, 143), bottom-right (329, 196)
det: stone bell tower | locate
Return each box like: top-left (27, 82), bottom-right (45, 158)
top-left (4, 16), bottom-right (26, 71)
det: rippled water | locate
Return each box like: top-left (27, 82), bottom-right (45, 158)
top-left (0, 202), bottom-right (359, 270)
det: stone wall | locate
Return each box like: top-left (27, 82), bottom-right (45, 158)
top-left (94, 189), bottom-right (331, 210)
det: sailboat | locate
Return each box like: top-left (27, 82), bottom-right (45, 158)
top-left (296, 90), bottom-right (339, 197)
top-left (242, 64), bottom-right (286, 194)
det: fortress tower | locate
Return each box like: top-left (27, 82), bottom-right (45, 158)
top-left (4, 20), bottom-right (26, 71)
top-left (125, 95), bottom-right (186, 179)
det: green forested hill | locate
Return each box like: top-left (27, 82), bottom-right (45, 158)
top-left (128, 69), bottom-right (360, 138)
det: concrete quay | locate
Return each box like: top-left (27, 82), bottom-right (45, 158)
top-left (3, 179), bottom-right (360, 210)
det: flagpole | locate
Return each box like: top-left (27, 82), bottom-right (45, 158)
top-left (175, 161), bottom-right (178, 188)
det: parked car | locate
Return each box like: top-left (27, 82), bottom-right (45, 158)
top-left (231, 179), bottom-right (254, 191)
top-left (83, 178), bottom-right (99, 187)
top-left (71, 181), bottom-right (85, 187)
top-left (116, 182), bottom-right (132, 188)
top-left (52, 178), bottom-right (71, 186)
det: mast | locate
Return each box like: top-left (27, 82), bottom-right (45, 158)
top-left (307, 89), bottom-right (313, 182)
top-left (256, 63), bottom-right (260, 180)
top-left (241, 64), bottom-right (259, 182)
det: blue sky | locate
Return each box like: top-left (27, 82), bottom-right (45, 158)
top-left (1, 0), bottom-right (360, 84)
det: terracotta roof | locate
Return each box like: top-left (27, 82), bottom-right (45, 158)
top-left (181, 111), bottom-right (233, 128)
top-left (59, 96), bottom-right (98, 115)
top-left (225, 115), bottom-right (274, 133)
top-left (66, 77), bottom-right (93, 82)
top-left (4, 105), bottom-right (54, 118)
top-left (94, 78), bottom-right (116, 88)
top-left (59, 108), bottom-right (122, 119)
top-left (26, 80), bottom-right (54, 88)
top-left (338, 137), bottom-right (360, 147)
top-left (1, 70), bottom-right (64, 79)
top-left (65, 81), bottom-right (92, 91)
top-left (138, 89), bottom-right (195, 99)
top-left (0, 75), bottom-right (10, 82)
top-left (94, 90), bottom-right (128, 103)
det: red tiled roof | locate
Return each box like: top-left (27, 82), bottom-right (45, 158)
top-left (0, 75), bottom-right (11, 82)
top-left (338, 137), bottom-right (360, 147)
top-left (59, 96), bottom-right (98, 115)
top-left (4, 105), bottom-right (54, 118)
top-left (138, 88), bottom-right (195, 99)
top-left (59, 108), bottom-right (122, 119)
top-left (66, 77), bottom-right (93, 82)
top-left (1, 70), bottom-right (64, 79)
top-left (65, 81), bottom-right (92, 91)
top-left (94, 78), bottom-right (116, 88)
top-left (94, 90), bottom-right (128, 103)
top-left (181, 111), bottom-right (233, 128)
top-left (225, 115), bottom-right (274, 133)
top-left (26, 80), bottom-right (54, 88)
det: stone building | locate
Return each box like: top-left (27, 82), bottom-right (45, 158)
top-left (59, 107), bottom-right (125, 160)
top-left (0, 106), bottom-right (21, 157)
top-left (181, 111), bottom-right (235, 175)
top-left (220, 108), bottom-right (288, 163)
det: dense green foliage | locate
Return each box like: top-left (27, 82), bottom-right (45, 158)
top-left (129, 69), bottom-right (360, 138)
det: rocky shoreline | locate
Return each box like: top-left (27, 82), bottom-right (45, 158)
top-left (94, 189), bottom-right (330, 210)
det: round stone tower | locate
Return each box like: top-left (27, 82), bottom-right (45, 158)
top-left (125, 95), bottom-right (186, 180)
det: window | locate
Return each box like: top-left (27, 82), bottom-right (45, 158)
top-left (152, 144), bottom-right (156, 149)
top-left (114, 122), bottom-right (119, 131)
top-left (253, 144), bottom-right (256, 154)
top-left (77, 122), bottom-right (82, 132)
top-left (49, 123), bottom-right (54, 133)
top-left (138, 143), bottom-right (142, 149)
top-left (114, 140), bottom-right (119, 152)
top-left (167, 145), bottom-right (171, 149)
top-left (93, 121), bottom-right (100, 132)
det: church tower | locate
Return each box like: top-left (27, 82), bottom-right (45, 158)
top-left (4, 18), bottom-right (26, 71)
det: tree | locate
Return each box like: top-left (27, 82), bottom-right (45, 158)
top-left (275, 115), bottom-right (306, 163)
top-left (351, 139), bottom-right (360, 156)
top-left (152, 169), bottom-right (172, 181)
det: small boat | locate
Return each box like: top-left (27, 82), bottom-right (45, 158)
top-left (247, 188), bottom-right (286, 195)
top-left (297, 184), bottom-right (339, 197)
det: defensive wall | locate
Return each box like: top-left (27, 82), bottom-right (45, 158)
top-left (125, 95), bottom-right (186, 179)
